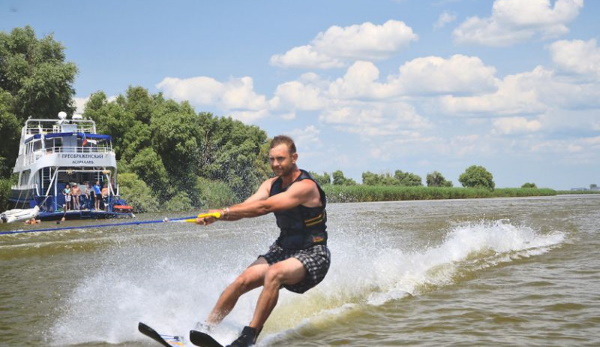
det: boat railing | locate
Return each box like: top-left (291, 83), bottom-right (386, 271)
top-left (25, 125), bottom-right (96, 135)
top-left (10, 182), bottom-right (38, 191)
top-left (24, 118), bottom-right (97, 136)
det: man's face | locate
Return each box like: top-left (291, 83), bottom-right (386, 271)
top-left (269, 144), bottom-right (297, 177)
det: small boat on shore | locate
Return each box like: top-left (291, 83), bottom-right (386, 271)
top-left (2, 112), bottom-right (134, 222)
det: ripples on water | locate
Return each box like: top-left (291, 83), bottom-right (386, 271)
top-left (0, 195), bottom-right (599, 346)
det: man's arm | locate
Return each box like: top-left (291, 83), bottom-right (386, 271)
top-left (197, 177), bottom-right (275, 224)
top-left (199, 178), bottom-right (320, 224)
top-left (241, 177), bottom-right (276, 204)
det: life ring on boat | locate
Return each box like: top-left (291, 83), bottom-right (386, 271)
top-left (113, 205), bottom-right (134, 213)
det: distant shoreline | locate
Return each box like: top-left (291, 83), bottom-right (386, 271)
top-left (321, 185), bottom-right (599, 203)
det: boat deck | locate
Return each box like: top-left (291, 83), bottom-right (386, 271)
top-left (38, 209), bottom-right (134, 221)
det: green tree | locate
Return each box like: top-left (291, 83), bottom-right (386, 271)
top-left (0, 91), bottom-right (21, 175)
top-left (117, 173), bottom-right (159, 213)
top-left (309, 171), bottom-right (331, 186)
top-left (459, 165), bottom-right (495, 190)
top-left (394, 170), bottom-right (422, 186)
top-left (0, 177), bottom-right (14, 212)
top-left (85, 88), bottom-right (270, 208)
top-left (85, 89), bottom-right (153, 163)
top-left (127, 147), bottom-right (171, 200)
top-left (150, 100), bottom-right (201, 187)
top-left (195, 177), bottom-right (237, 209)
top-left (196, 115), bottom-right (268, 201)
top-left (332, 170), bottom-right (357, 186)
top-left (427, 171), bottom-right (453, 187)
top-left (521, 182), bottom-right (537, 188)
top-left (253, 141), bottom-right (272, 183)
top-left (162, 191), bottom-right (193, 212)
top-left (362, 171), bottom-right (381, 186)
top-left (381, 172), bottom-right (398, 186)
top-left (0, 26), bottom-right (77, 176)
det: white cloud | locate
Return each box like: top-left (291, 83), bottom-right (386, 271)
top-left (219, 77), bottom-right (268, 110)
top-left (448, 134), bottom-right (486, 157)
top-left (492, 117), bottom-right (542, 134)
top-left (326, 55), bottom-right (498, 100)
top-left (226, 109), bottom-right (270, 123)
top-left (439, 66), bottom-right (551, 115)
top-left (313, 20), bottom-right (418, 60)
top-left (328, 61), bottom-right (392, 99)
top-left (530, 136), bottom-right (600, 165)
top-left (549, 39), bottom-right (600, 79)
top-left (156, 26), bottom-right (599, 155)
top-left (270, 45), bottom-right (344, 69)
top-left (73, 95), bottom-right (117, 114)
top-left (270, 20), bottom-right (418, 69)
top-left (434, 11), bottom-right (457, 29)
top-left (156, 76), bottom-right (224, 105)
top-left (289, 125), bottom-right (322, 149)
top-left (394, 54), bottom-right (498, 96)
top-left (453, 0), bottom-right (583, 46)
top-left (270, 78), bottom-right (326, 111)
top-left (73, 97), bottom-right (88, 114)
top-left (319, 100), bottom-right (431, 138)
top-left (156, 76), bottom-right (269, 122)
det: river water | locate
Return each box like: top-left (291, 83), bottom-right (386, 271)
top-left (0, 195), bottom-right (598, 346)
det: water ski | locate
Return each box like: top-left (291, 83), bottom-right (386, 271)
top-left (138, 322), bottom-right (185, 347)
top-left (189, 329), bottom-right (223, 347)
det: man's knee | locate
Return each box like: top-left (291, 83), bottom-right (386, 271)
top-left (231, 271), bottom-right (262, 294)
top-left (264, 266), bottom-right (285, 285)
top-left (265, 261), bottom-right (305, 288)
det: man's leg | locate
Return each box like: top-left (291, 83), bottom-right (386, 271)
top-left (225, 257), bottom-right (307, 347)
top-left (248, 257), bottom-right (307, 330)
top-left (205, 258), bottom-right (270, 326)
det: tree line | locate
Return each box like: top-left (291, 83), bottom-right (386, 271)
top-left (310, 165), bottom-right (499, 190)
top-left (1, 26), bottom-right (535, 213)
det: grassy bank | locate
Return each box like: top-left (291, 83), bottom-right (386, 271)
top-left (556, 190), bottom-right (600, 195)
top-left (322, 185), bottom-right (557, 203)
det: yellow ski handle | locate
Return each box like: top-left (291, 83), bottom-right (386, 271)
top-left (183, 211), bottom-right (222, 223)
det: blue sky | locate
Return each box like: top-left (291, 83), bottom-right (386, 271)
top-left (2, 0), bottom-right (599, 189)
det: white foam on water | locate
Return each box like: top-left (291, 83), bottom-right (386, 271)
top-left (48, 219), bottom-right (565, 345)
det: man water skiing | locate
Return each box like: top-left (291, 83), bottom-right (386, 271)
top-left (195, 135), bottom-right (331, 347)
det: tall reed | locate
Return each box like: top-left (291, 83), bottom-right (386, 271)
top-left (322, 185), bottom-right (557, 203)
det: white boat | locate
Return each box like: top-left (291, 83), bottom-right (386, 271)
top-left (3, 112), bottom-right (133, 222)
top-left (0, 206), bottom-right (39, 223)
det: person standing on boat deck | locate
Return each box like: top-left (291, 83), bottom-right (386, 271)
top-left (101, 183), bottom-right (110, 211)
top-left (71, 183), bottom-right (82, 210)
top-left (93, 180), bottom-right (102, 210)
top-left (195, 135), bottom-right (330, 347)
top-left (63, 184), bottom-right (72, 211)
top-left (82, 182), bottom-right (91, 210)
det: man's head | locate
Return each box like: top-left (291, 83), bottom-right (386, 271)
top-left (269, 135), bottom-right (298, 177)
top-left (269, 135), bottom-right (296, 154)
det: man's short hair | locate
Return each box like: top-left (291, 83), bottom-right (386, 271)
top-left (270, 135), bottom-right (297, 154)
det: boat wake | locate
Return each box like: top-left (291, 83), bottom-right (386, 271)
top-left (47, 219), bottom-right (565, 346)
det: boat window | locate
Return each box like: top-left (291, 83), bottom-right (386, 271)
top-left (20, 170), bottom-right (30, 186)
top-left (26, 141), bottom-right (34, 154)
top-left (45, 138), bottom-right (62, 152)
top-left (33, 139), bottom-right (42, 152)
top-left (61, 124), bottom-right (78, 132)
